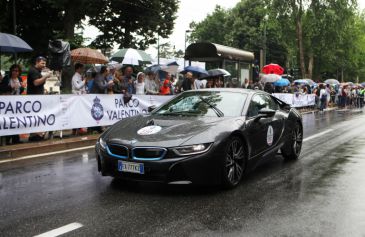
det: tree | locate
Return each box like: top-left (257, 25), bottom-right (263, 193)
top-left (190, 1), bottom-right (288, 66)
top-left (189, 5), bottom-right (230, 45)
top-left (43, 0), bottom-right (92, 41)
top-left (88, 0), bottom-right (178, 50)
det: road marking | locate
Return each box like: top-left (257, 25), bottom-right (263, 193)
top-left (303, 129), bottom-right (333, 142)
top-left (0, 145), bottom-right (94, 164)
top-left (33, 222), bottom-right (83, 237)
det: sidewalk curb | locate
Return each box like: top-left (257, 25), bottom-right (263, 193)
top-left (0, 135), bottom-right (99, 160)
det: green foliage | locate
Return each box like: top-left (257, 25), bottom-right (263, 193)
top-left (88, 0), bottom-right (178, 50)
top-left (191, 0), bottom-right (365, 81)
top-left (0, 0), bottom-right (178, 60)
top-left (189, 5), bottom-right (230, 45)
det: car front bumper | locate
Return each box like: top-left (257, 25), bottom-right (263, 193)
top-left (95, 142), bottom-right (225, 185)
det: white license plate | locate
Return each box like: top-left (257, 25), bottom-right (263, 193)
top-left (118, 160), bottom-right (144, 174)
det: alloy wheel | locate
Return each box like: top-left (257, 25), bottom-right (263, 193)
top-left (225, 137), bottom-right (245, 186)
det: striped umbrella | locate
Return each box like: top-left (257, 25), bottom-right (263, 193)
top-left (71, 48), bottom-right (108, 64)
top-left (110, 48), bottom-right (152, 65)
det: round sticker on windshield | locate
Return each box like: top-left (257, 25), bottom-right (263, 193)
top-left (267, 125), bottom-right (274, 146)
top-left (137, 126), bottom-right (162, 135)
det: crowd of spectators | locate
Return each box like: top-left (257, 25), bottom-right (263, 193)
top-left (1, 58), bottom-right (364, 145)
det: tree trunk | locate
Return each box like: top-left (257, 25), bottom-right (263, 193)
top-left (63, 1), bottom-right (76, 40)
top-left (307, 52), bottom-right (314, 79)
top-left (296, 15), bottom-right (306, 79)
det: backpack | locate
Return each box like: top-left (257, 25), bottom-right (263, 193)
top-left (321, 90), bottom-right (327, 100)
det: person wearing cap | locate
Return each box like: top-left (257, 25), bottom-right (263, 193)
top-left (160, 79), bottom-right (171, 95)
top-left (27, 56), bottom-right (52, 95)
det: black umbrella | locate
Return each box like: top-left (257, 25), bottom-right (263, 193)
top-left (202, 68), bottom-right (231, 78)
top-left (0, 33), bottom-right (33, 53)
top-left (0, 32), bottom-right (33, 69)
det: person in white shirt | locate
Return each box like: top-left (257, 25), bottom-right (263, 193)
top-left (319, 84), bottom-right (327, 111)
top-left (71, 63), bottom-right (86, 94)
top-left (190, 73), bottom-right (204, 90)
top-left (135, 72), bottom-right (145, 95)
top-left (144, 71), bottom-right (159, 95)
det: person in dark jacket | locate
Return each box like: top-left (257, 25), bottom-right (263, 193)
top-left (1, 64), bottom-right (24, 144)
top-left (264, 82), bottom-right (274, 94)
top-left (91, 66), bottom-right (114, 94)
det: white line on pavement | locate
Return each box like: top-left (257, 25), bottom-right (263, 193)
top-left (0, 145), bottom-right (94, 164)
top-left (303, 129), bottom-right (334, 142)
top-left (33, 222), bottom-right (83, 237)
top-left (0, 129), bottom-right (334, 164)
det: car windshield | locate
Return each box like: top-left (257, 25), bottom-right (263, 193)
top-left (153, 91), bottom-right (247, 117)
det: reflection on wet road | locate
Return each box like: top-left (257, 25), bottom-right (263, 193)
top-left (0, 110), bottom-right (365, 236)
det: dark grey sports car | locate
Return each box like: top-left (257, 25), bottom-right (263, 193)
top-left (95, 88), bottom-right (303, 188)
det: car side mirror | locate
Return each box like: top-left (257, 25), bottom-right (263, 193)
top-left (257, 108), bottom-right (276, 119)
top-left (148, 105), bottom-right (157, 113)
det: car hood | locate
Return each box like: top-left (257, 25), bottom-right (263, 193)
top-left (104, 114), bottom-right (232, 147)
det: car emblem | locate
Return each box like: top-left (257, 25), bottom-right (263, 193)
top-left (130, 139), bottom-right (137, 144)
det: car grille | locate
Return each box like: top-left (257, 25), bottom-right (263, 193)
top-left (107, 144), bottom-right (128, 159)
top-left (132, 147), bottom-right (167, 161)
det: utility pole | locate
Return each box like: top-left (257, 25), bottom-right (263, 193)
top-left (13, 0), bottom-right (17, 62)
top-left (157, 35), bottom-right (160, 65)
top-left (184, 30), bottom-right (192, 68)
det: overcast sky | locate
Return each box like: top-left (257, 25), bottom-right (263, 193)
top-left (83, 0), bottom-right (365, 58)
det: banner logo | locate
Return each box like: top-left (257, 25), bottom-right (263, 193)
top-left (91, 96), bottom-right (104, 121)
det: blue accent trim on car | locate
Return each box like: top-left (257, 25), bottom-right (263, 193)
top-left (132, 147), bottom-right (167, 161)
top-left (106, 144), bottom-right (128, 159)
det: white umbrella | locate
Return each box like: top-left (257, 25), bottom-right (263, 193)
top-left (110, 48), bottom-right (152, 65)
top-left (107, 61), bottom-right (123, 70)
top-left (324, 79), bottom-right (340, 85)
top-left (260, 73), bottom-right (281, 83)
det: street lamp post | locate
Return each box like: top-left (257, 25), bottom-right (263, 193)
top-left (184, 30), bottom-right (192, 68)
top-left (263, 15), bottom-right (268, 67)
top-left (157, 34), bottom-right (160, 65)
top-left (13, 0), bottom-right (17, 62)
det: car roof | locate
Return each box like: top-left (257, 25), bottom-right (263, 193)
top-left (191, 88), bottom-right (259, 95)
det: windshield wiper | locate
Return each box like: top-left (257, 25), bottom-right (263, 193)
top-left (199, 96), bottom-right (224, 117)
top-left (159, 111), bottom-right (199, 116)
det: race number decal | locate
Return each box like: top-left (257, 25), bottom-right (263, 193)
top-left (267, 125), bottom-right (274, 146)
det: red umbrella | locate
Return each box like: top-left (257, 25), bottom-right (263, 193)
top-left (262, 63), bottom-right (284, 75)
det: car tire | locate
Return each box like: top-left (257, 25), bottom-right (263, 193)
top-left (281, 121), bottom-right (303, 160)
top-left (222, 136), bottom-right (246, 188)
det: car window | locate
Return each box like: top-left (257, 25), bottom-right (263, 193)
top-left (267, 95), bottom-right (279, 110)
top-left (154, 91), bottom-right (247, 117)
top-left (247, 94), bottom-right (278, 117)
top-left (247, 94), bottom-right (268, 117)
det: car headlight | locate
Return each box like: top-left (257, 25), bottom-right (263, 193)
top-left (172, 143), bottom-right (212, 156)
top-left (99, 137), bottom-right (107, 150)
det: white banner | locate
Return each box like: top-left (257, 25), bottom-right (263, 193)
top-left (273, 93), bottom-right (316, 108)
top-left (0, 94), bottom-right (172, 136)
top-left (1, 93), bottom-right (315, 136)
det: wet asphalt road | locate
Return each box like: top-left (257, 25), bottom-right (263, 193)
top-left (1, 109), bottom-right (365, 236)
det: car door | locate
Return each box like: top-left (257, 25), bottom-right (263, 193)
top-left (245, 93), bottom-right (272, 156)
top-left (264, 94), bottom-right (285, 150)
top-left (245, 93), bottom-right (284, 156)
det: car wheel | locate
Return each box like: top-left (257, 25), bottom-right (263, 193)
top-left (222, 136), bottom-right (246, 188)
top-left (282, 122), bottom-right (303, 160)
